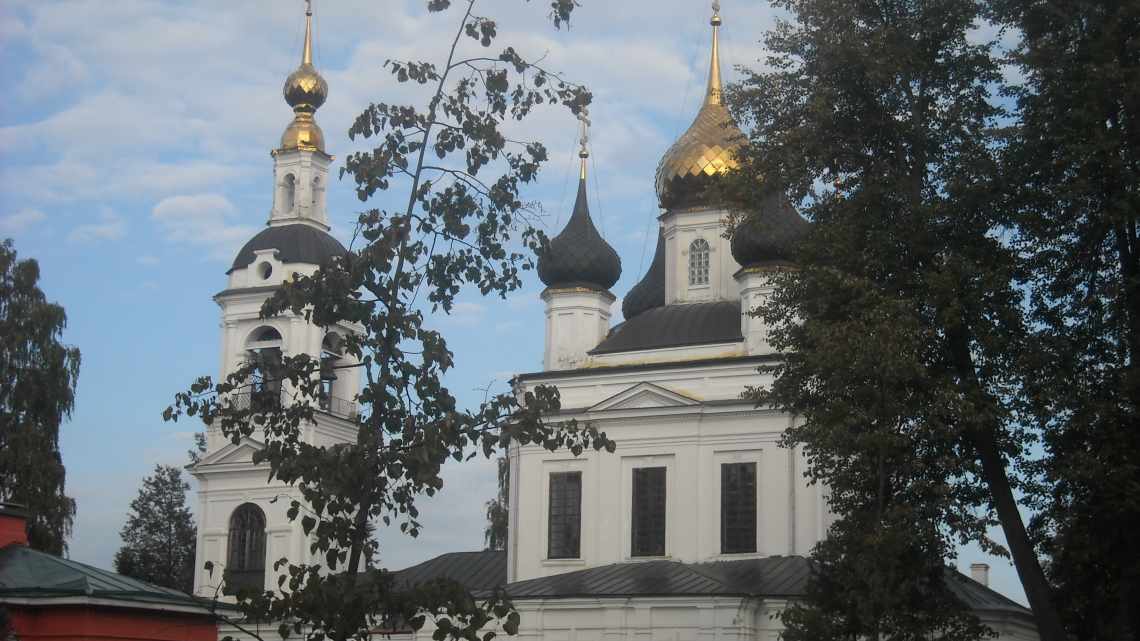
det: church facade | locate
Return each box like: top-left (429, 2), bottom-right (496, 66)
top-left (189, 4), bottom-right (1040, 640)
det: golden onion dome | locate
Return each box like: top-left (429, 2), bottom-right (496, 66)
top-left (278, 2), bottom-right (329, 154)
top-left (280, 111), bottom-right (326, 152)
top-left (655, 4), bottom-right (744, 209)
top-left (284, 63), bottom-right (328, 112)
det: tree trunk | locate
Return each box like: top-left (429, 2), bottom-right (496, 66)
top-left (947, 332), bottom-right (1066, 641)
top-left (969, 421), bottom-right (1066, 641)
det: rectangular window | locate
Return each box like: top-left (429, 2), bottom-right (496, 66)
top-left (547, 472), bottom-right (582, 559)
top-left (631, 466), bottom-right (667, 557)
top-left (720, 462), bottom-right (757, 554)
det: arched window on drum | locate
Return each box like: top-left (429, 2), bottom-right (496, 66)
top-left (225, 503), bottom-right (266, 594)
top-left (688, 238), bottom-right (710, 286)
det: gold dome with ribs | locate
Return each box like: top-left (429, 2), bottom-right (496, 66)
top-left (654, 3), bottom-right (744, 209)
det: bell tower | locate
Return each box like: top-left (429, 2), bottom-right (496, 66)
top-left (190, 0), bottom-right (360, 599)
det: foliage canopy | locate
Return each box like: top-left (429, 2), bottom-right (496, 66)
top-left (0, 238), bottom-right (81, 555)
top-left (114, 464), bottom-right (198, 594)
top-left (726, 0), bottom-right (1062, 639)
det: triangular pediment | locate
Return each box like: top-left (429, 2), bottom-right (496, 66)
top-left (588, 382), bottom-right (701, 412)
top-left (194, 437), bottom-right (265, 467)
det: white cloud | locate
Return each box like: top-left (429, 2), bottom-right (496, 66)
top-left (152, 193), bottom-right (256, 261)
top-left (19, 41), bottom-right (90, 101)
top-left (0, 208), bottom-right (46, 234)
top-left (136, 254), bottom-right (160, 265)
top-left (67, 209), bottom-right (126, 243)
top-left (439, 301), bottom-right (487, 327)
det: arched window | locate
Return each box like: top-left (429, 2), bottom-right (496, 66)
top-left (311, 176), bottom-right (321, 207)
top-left (689, 238), bottom-right (710, 286)
top-left (282, 174), bottom-right (296, 212)
top-left (225, 503), bottom-right (266, 594)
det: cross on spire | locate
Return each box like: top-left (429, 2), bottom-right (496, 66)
top-left (577, 107), bottom-right (591, 179)
top-left (706, 0), bottom-right (723, 104)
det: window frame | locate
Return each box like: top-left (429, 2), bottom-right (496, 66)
top-left (688, 238), bottom-right (711, 287)
top-left (720, 461), bottom-right (758, 554)
top-left (225, 502), bottom-right (267, 594)
top-left (631, 466), bottom-right (667, 557)
top-left (546, 471), bottom-right (582, 560)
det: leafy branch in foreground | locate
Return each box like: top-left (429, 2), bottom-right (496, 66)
top-left (165, 2), bottom-right (611, 640)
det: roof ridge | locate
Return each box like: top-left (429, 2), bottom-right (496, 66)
top-left (945, 567), bottom-right (1031, 613)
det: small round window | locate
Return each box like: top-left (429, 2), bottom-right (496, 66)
top-left (257, 262), bottom-right (273, 280)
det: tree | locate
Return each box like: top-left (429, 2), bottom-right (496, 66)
top-left (114, 464), bottom-right (198, 593)
top-left (995, 1), bottom-right (1140, 639)
top-left (165, 2), bottom-right (612, 640)
top-left (726, 0), bottom-right (1063, 638)
top-left (0, 239), bottom-right (81, 555)
top-left (484, 457), bottom-right (509, 550)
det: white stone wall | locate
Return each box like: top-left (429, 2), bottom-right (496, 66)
top-left (662, 206), bottom-right (742, 305)
top-left (542, 288), bottom-right (615, 371)
top-left (407, 597), bottom-right (1038, 641)
top-left (512, 361), bottom-right (832, 583)
top-left (270, 147), bottom-right (331, 229)
top-left (192, 257), bottom-right (361, 598)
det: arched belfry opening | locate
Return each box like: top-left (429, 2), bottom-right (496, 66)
top-left (245, 326), bottom-right (284, 411)
top-left (282, 174), bottom-right (296, 213)
top-left (319, 331), bottom-right (353, 417)
top-left (224, 503), bottom-right (266, 594)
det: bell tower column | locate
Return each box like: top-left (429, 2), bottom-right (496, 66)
top-left (269, 0), bottom-right (332, 231)
top-left (190, 0), bottom-right (361, 600)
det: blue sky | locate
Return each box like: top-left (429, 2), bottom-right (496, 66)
top-left (0, 0), bottom-right (1027, 606)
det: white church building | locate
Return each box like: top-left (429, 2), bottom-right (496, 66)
top-left (189, 4), bottom-right (1040, 640)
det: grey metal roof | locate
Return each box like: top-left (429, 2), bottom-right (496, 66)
top-left (229, 223), bottom-right (348, 273)
top-left (592, 301), bottom-right (743, 355)
top-left (504, 556), bottom-right (808, 599)
top-left (944, 568), bottom-right (1034, 616)
top-left (392, 550), bottom-right (507, 593)
top-left (622, 230), bottom-right (666, 320)
top-left (537, 178), bottom-right (622, 291)
top-left (392, 551), bottom-right (1030, 619)
top-left (0, 544), bottom-right (206, 610)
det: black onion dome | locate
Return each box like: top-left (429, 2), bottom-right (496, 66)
top-left (229, 223), bottom-right (348, 274)
top-left (622, 229), bottom-right (666, 320)
top-left (537, 178), bottom-right (622, 290)
top-left (730, 191), bottom-right (810, 268)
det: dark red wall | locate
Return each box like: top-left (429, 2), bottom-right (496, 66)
top-left (8, 605), bottom-right (217, 641)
